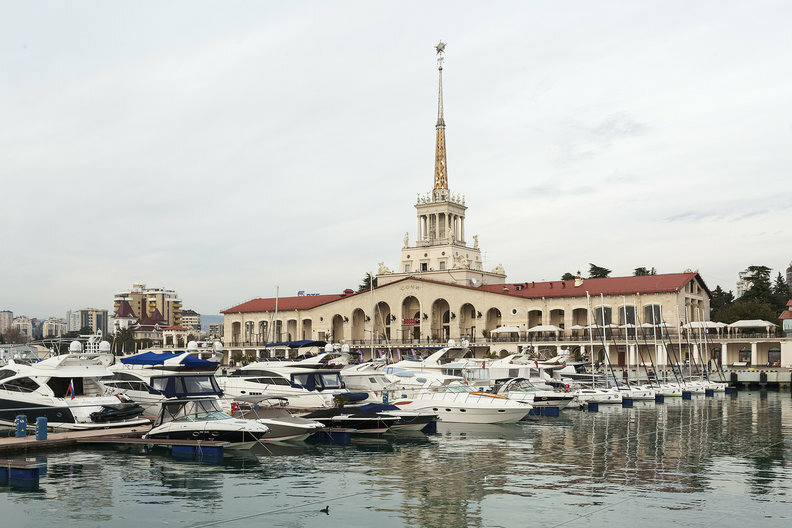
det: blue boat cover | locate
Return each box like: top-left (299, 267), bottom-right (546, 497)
top-left (264, 340), bottom-right (327, 348)
top-left (120, 351), bottom-right (216, 367)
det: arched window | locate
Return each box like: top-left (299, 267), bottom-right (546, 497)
top-left (644, 305), bottom-right (662, 325)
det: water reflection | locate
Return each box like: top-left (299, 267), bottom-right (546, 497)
top-left (0, 392), bottom-right (789, 528)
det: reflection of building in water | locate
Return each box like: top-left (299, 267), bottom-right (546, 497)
top-left (355, 394), bottom-right (788, 528)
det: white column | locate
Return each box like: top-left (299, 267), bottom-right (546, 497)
top-left (461, 217), bottom-right (465, 244)
top-left (721, 342), bottom-right (728, 368)
top-left (417, 216), bottom-right (421, 242)
top-left (751, 342), bottom-right (758, 366)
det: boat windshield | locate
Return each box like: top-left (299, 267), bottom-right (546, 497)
top-left (155, 398), bottom-right (228, 426)
top-left (507, 379), bottom-right (539, 392)
top-left (435, 383), bottom-right (477, 393)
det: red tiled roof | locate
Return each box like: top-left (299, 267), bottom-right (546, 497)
top-left (222, 273), bottom-right (709, 315)
top-left (779, 311), bottom-right (792, 320)
top-left (138, 307), bottom-right (168, 326)
top-left (222, 292), bottom-right (359, 314)
top-left (787, 299), bottom-right (792, 307)
top-left (114, 300), bottom-right (136, 318)
top-left (478, 272), bottom-right (710, 299)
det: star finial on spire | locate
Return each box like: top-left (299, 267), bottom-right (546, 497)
top-left (436, 41), bottom-right (446, 54)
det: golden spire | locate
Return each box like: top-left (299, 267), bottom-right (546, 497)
top-left (433, 41), bottom-right (448, 190)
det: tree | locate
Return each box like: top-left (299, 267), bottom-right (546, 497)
top-left (1, 327), bottom-right (28, 344)
top-left (741, 265), bottom-right (772, 304)
top-left (111, 327), bottom-right (135, 354)
top-left (772, 272), bottom-right (790, 311)
top-left (561, 272), bottom-right (576, 281)
top-left (710, 285), bottom-right (735, 314)
top-left (358, 272), bottom-right (378, 292)
top-left (634, 267), bottom-right (656, 276)
top-left (588, 263), bottom-right (612, 279)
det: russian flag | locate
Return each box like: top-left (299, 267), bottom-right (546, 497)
top-left (67, 379), bottom-right (75, 400)
top-left (396, 348), bottom-right (402, 361)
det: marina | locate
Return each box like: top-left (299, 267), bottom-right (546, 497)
top-left (1, 390), bottom-right (789, 527)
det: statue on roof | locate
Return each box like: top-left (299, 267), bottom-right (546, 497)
top-left (473, 235), bottom-right (479, 249)
top-left (452, 253), bottom-right (470, 269)
top-left (377, 262), bottom-right (392, 275)
top-left (403, 232), bottom-right (409, 248)
top-left (492, 263), bottom-right (506, 275)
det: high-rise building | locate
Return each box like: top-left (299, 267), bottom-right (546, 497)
top-left (736, 268), bottom-right (756, 298)
top-left (180, 309), bottom-right (201, 332)
top-left (114, 284), bottom-right (182, 326)
top-left (786, 261), bottom-right (792, 295)
top-left (42, 317), bottom-right (68, 338)
top-left (11, 316), bottom-right (33, 339)
top-left (0, 310), bottom-right (13, 334)
top-left (66, 310), bottom-right (81, 332)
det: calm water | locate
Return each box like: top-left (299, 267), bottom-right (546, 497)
top-left (2, 391), bottom-right (791, 527)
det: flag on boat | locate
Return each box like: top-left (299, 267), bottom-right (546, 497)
top-left (482, 361), bottom-right (486, 369)
top-left (67, 379), bottom-right (75, 400)
top-left (396, 348), bottom-right (402, 361)
top-left (357, 349), bottom-right (363, 362)
top-left (377, 349), bottom-right (383, 358)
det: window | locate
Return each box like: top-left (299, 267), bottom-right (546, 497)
top-left (595, 307), bottom-right (612, 326)
top-left (739, 349), bottom-right (751, 363)
top-left (0, 369), bottom-right (16, 380)
top-left (644, 305), bottom-right (662, 325)
top-left (404, 264), bottom-right (411, 273)
top-left (421, 263), bottom-right (428, 272)
top-left (439, 261), bottom-right (446, 270)
top-left (2, 377), bottom-right (39, 393)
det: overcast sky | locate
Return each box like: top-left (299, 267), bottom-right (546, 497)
top-left (2, 1), bottom-right (791, 318)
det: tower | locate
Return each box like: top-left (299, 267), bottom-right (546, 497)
top-left (377, 43), bottom-right (505, 288)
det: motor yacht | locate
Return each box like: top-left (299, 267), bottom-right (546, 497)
top-left (390, 383), bottom-right (532, 424)
top-left (144, 397), bottom-right (270, 449)
top-left (231, 399), bottom-right (325, 442)
top-left (490, 377), bottom-right (575, 409)
top-left (301, 407), bottom-right (401, 434)
top-left (106, 343), bottom-right (224, 416)
top-left (218, 364), bottom-right (366, 408)
top-left (0, 342), bottom-right (148, 430)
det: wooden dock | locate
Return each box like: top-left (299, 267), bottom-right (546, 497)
top-left (75, 437), bottom-right (229, 447)
top-left (0, 425), bottom-right (151, 455)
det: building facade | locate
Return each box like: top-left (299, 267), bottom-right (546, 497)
top-left (180, 309), bottom-right (201, 333)
top-left (221, 43), bottom-right (717, 369)
top-left (42, 317), bottom-right (68, 338)
top-left (11, 316), bottom-right (33, 339)
top-left (0, 311), bottom-right (12, 334)
top-left (114, 284), bottom-right (182, 326)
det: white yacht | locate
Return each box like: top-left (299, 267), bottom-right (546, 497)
top-left (0, 342), bottom-right (149, 431)
top-left (390, 384), bottom-right (532, 424)
top-left (218, 364), bottom-right (365, 408)
top-left (144, 397), bottom-right (270, 449)
top-left (491, 377), bottom-right (575, 409)
top-left (106, 343), bottom-right (224, 416)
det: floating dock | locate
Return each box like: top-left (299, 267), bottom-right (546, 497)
top-left (0, 426), bottom-right (150, 455)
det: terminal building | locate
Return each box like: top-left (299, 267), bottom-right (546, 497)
top-left (221, 44), bottom-right (790, 369)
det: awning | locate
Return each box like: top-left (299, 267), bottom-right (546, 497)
top-left (264, 340), bottom-right (328, 348)
top-left (527, 324), bottom-right (561, 333)
top-left (490, 326), bottom-right (522, 335)
top-left (568, 325), bottom-right (586, 330)
top-left (728, 320), bottom-right (777, 329)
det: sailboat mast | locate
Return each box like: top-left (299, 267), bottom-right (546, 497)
top-left (586, 292), bottom-right (595, 388)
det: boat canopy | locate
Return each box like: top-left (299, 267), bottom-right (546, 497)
top-left (264, 340), bottom-right (327, 348)
top-left (121, 351), bottom-right (216, 367)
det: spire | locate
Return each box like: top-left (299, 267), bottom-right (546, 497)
top-left (433, 41), bottom-right (448, 190)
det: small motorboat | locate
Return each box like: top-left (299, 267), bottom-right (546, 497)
top-left (301, 407), bottom-right (401, 434)
top-left (232, 399), bottom-right (325, 442)
top-left (145, 397), bottom-right (270, 449)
